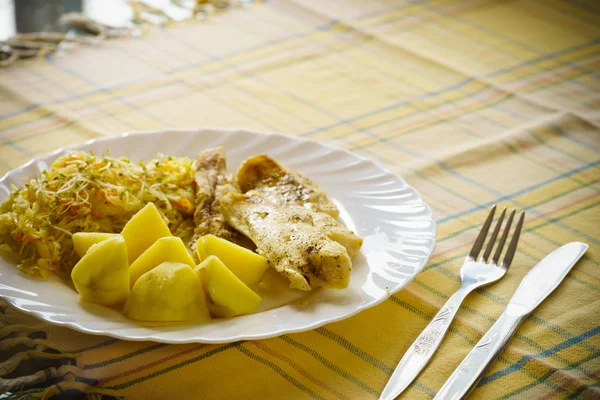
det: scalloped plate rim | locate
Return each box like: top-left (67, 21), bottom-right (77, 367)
top-left (0, 128), bottom-right (437, 344)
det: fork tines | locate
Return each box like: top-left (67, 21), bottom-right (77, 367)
top-left (467, 205), bottom-right (525, 268)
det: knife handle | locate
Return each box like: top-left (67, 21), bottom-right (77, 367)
top-left (380, 288), bottom-right (471, 400)
top-left (433, 312), bottom-right (524, 400)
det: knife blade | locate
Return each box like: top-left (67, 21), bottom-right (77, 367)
top-left (433, 242), bottom-right (588, 400)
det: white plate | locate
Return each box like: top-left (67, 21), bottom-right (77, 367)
top-left (0, 129), bottom-right (436, 343)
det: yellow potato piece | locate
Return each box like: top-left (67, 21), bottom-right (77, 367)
top-left (195, 234), bottom-right (268, 287)
top-left (71, 236), bottom-right (130, 307)
top-left (121, 203), bottom-right (171, 263)
top-left (207, 303), bottom-right (236, 319)
top-left (196, 256), bottom-right (261, 317)
top-left (73, 232), bottom-right (121, 257)
top-left (129, 236), bottom-right (195, 287)
top-left (124, 262), bottom-right (210, 322)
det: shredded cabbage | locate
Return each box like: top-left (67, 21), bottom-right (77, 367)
top-left (0, 151), bottom-right (196, 279)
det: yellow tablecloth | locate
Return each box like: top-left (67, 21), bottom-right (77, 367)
top-left (1, 1), bottom-right (599, 399)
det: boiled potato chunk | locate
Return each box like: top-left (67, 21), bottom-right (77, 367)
top-left (124, 262), bottom-right (210, 322)
top-left (129, 236), bottom-right (195, 287)
top-left (121, 203), bottom-right (171, 263)
top-left (207, 303), bottom-right (236, 319)
top-left (73, 232), bottom-right (121, 257)
top-left (71, 236), bottom-right (129, 307)
top-left (195, 234), bottom-right (268, 286)
top-left (196, 256), bottom-right (261, 317)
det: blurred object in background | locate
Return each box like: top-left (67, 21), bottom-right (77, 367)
top-left (4, 0), bottom-right (250, 39)
top-left (0, 0), bottom-right (16, 40)
top-left (0, 0), bottom-right (246, 67)
top-left (84, 0), bottom-right (133, 28)
top-left (15, 0), bottom-right (82, 33)
top-left (0, 0), bottom-right (134, 67)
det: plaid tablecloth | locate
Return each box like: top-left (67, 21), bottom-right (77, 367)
top-left (1, 1), bottom-right (599, 399)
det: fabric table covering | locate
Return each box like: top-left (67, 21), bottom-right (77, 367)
top-left (0, 0), bottom-right (599, 399)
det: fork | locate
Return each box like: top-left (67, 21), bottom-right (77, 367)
top-left (379, 205), bottom-right (525, 400)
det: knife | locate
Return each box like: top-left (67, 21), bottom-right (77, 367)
top-left (433, 242), bottom-right (588, 400)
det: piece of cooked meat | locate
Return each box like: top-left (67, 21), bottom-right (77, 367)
top-left (190, 147), bottom-right (253, 250)
top-left (221, 192), bottom-right (362, 291)
top-left (308, 211), bottom-right (363, 259)
top-left (236, 154), bottom-right (339, 217)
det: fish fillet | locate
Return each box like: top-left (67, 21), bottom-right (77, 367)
top-left (236, 154), bottom-right (339, 217)
top-left (221, 192), bottom-right (362, 291)
top-left (190, 147), bottom-right (252, 250)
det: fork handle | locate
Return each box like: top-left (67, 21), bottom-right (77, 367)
top-left (379, 287), bottom-right (472, 400)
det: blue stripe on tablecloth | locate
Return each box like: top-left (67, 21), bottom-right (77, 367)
top-left (552, 123), bottom-right (600, 152)
top-left (478, 325), bottom-right (600, 386)
top-left (1, 36), bottom-right (596, 122)
top-left (437, 160), bottom-right (600, 224)
top-left (0, 21), bottom-right (338, 120)
top-left (45, 56), bottom-right (172, 127)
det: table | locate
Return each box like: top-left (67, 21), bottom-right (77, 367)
top-left (0, 1), bottom-right (599, 399)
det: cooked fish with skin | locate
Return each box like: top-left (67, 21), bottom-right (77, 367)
top-left (308, 211), bottom-right (363, 259)
top-left (190, 147), bottom-right (252, 250)
top-left (236, 155), bottom-right (339, 217)
top-left (221, 192), bottom-right (362, 291)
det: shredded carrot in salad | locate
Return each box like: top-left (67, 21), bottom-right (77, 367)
top-left (0, 151), bottom-right (196, 279)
